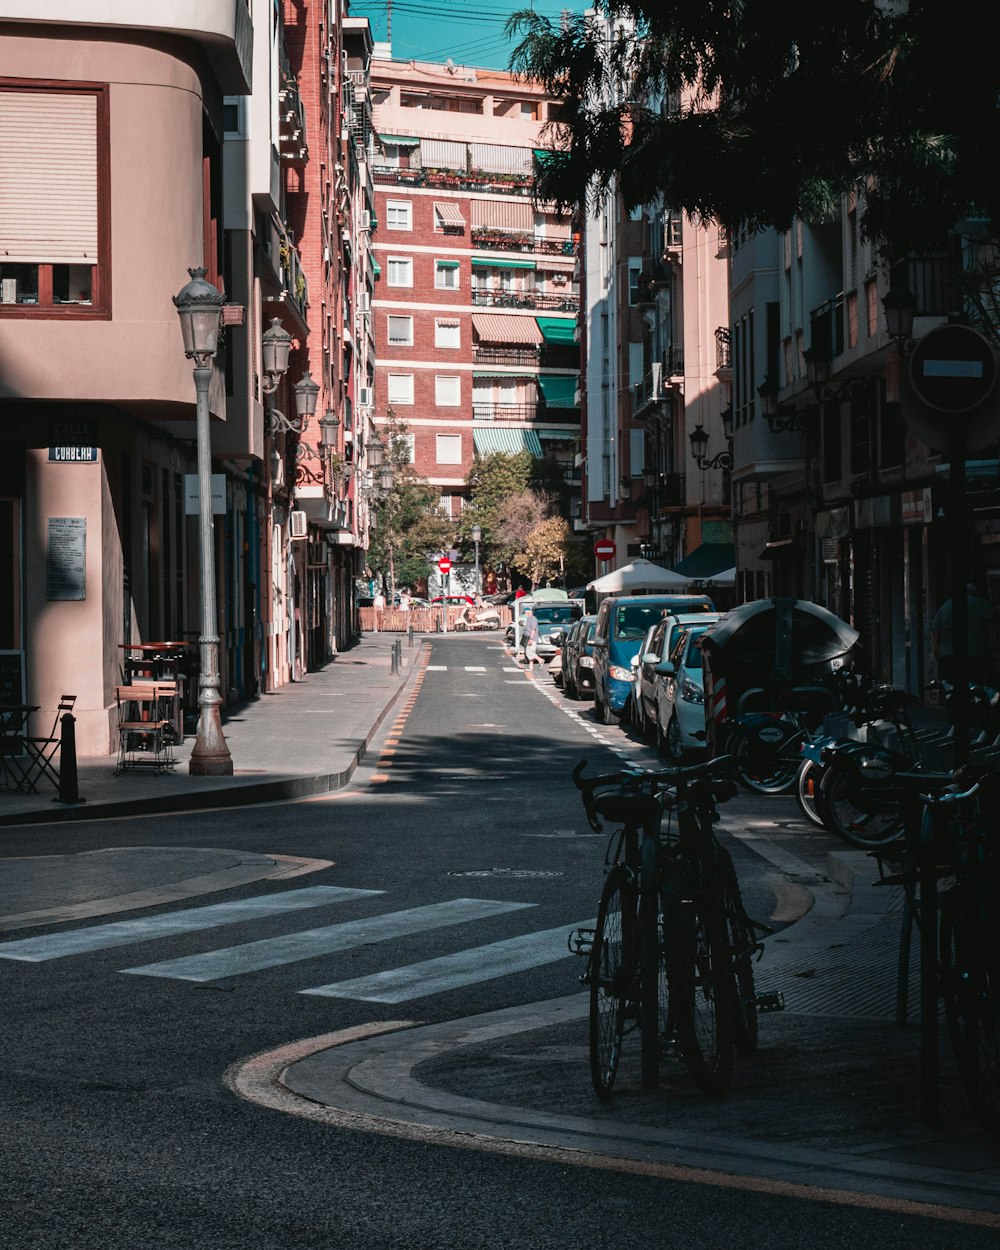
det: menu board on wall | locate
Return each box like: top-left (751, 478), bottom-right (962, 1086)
top-left (46, 517), bottom-right (87, 601)
top-left (0, 652), bottom-right (23, 704)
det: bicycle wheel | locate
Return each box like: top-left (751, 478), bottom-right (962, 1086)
top-left (718, 848), bottom-right (758, 1054)
top-left (639, 834), bottom-right (662, 1088)
top-left (820, 765), bottom-right (904, 849)
top-left (795, 759), bottom-right (827, 830)
top-left (589, 866), bottom-right (636, 1100)
top-left (940, 888), bottom-right (1000, 1135)
top-left (667, 882), bottom-right (734, 1095)
top-left (731, 730), bottom-right (798, 795)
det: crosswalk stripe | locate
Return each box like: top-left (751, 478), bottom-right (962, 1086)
top-left (464, 666), bottom-right (487, 672)
top-left (299, 920), bottom-right (596, 1003)
top-left (120, 898), bottom-right (535, 983)
top-left (0, 886), bottom-right (379, 962)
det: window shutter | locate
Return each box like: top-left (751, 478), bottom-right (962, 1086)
top-left (0, 90), bottom-right (98, 264)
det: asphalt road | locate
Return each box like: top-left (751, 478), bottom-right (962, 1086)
top-left (1, 635), bottom-right (993, 1248)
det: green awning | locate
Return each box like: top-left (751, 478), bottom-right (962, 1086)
top-left (472, 369), bottom-right (535, 379)
top-left (372, 260), bottom-right (381, 276)
top-left (669, 543), bottom-right (736, 580)
top-left (381, 135), bottom-right (420, 145)
top-left (436, 259), bottom-right (460, 268)
top-left (471, 257), bottom-right (536, 270)
top-left (534, 147), bottom-right (557, 165)
top-left (537, 428), bottom-right (579, 441)
top-left (536, 316), bottom-right (576, 345)
top-left (473, 428), bottom-right (543, 457)
top-left (537, 374), bottom-right (579, 408)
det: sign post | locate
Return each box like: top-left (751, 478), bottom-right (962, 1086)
top-left (437, 557), bottom-right (452, 633)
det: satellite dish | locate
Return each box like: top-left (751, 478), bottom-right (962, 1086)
top-left (445, 58), bottom-right (456, 73)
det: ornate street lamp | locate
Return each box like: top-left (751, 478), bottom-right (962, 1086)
top-left (757, 373), bottom-right (807, 434)
top-left (173, 268), bottom-right (232, 776)
top-left (689, 421), bottom-right (732, 471)
top-left (882, 284), bottom-right (917, 351)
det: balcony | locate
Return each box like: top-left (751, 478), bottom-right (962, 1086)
top-left (471, 228), bottom-right (577, 257)
top-left (715, 326), bottom-right (732, 380)
top-left (372, 166), bottom-right (534, 196)
top-left (265, 236), bottom-right (309, 333)
top-left (278, 72), bottom-right (308, 164)
top-left (471, 289), bottom-right (579, 313)
top-left (473, 401), bottom-right (579, 422)
top-left (473, 345), bottom-right (539, 368)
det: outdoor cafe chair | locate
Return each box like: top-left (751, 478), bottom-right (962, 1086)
top-left (18, 694), bottom-right (77, 793)
top-left (114, 684), bottom-right (176, 775)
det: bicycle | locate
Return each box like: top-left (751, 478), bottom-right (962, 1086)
top-left (572, 755), bottom-right (765, 1099)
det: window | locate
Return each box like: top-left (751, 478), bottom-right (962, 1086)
top-left (439, 494), bottom-right (453, 517)
top-left (387, 315), bottom-right (413, 345)
top-left (386, 200), bottom-right (412, 230)
top-left (435, 318), bottom-right (460, 348)
top-left (436, 433), bottom-right (462, 464)
top-left (435, 375), bottom-right (461, 406)
top-left (394, 433), bottom-right (416, 463)
top-left (627, 258), bottom-right (643, 306)
top-left (222, 96), bottom-right (244, 137)
top-left (0, 84), bottom-right (110, 318)
top-left (387, 373), bottom-right (414, 404)
top-left (435, 260), bottom-right (460, 290)
top-left (387, 256), bottom-right (413, 287)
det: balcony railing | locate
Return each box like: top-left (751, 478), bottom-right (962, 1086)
top-left (473, 402), bottom-right (579, 422)
top-left (373, 166), bottom-right (534, 196)
top-left (471, 228), bottom-right (577, 257)
top-left (715, 325), bottom-right (731, 371)
top-left (278, 72), bottom-right (307, 163)
top-left (472, 345), bottom-right (539, 368)
top-left (471, 289), bottom-right (579, 312)
top-left (809, 293), bottom-right (846, 360)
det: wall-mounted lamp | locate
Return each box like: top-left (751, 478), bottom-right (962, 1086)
top-left (757, 374), bottom-right (807, 434)
top-left (803, 346), bottom-right (870, 407)
top-left (260, 318), bottom-right (319, 436)
top-left (319, 408), bottom-right (340, 447)
top-left (689, 422), bottom-right (732, 471)
top-left (882, 284), bottom-right (917, 353)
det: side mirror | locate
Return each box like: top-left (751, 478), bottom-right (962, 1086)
top-left (655, 660), bottom-right (675, 676)
top-left (640, 651), bottom-right (659, 665)
top-left (591, 637), bottom-right (607, 648)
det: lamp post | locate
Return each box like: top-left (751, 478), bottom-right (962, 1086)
top-left (173, 268), bottom-right (232, 775)
top-left (689, 422), bottom-right (732, 471)
top-left (471, 524), bottom-right (482, 595)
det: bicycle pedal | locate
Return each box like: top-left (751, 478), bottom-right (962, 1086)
top-left (755, 990), bottom-right (785, 1013)
top-left (568, 927), bottom-right (594, 957)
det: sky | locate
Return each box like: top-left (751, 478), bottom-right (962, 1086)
top-left (349, 0), bottom-right (579, 71)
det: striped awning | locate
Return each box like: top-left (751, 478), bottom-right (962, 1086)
top-left (470, 199), bottom-right (533, 232)
top-left (537, 428), bottom-right (579, 441)
top-left (473, 427), bottom-right (543, 457)
top-left (471, 257), bottom-right (535, 270)
top-left (472, 313), bottom-right (542, 345)
top-left (434, 201), bottom-right (466, 227)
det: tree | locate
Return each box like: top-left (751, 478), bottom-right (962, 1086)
top-left (460, 451), bottom-right (571, 585)
top-left (511, 515), bottom-right (576, 588)
top-left (366, 414), bottom-right (454, 595)
top-left (507, 2), bottom-right (1000, 258)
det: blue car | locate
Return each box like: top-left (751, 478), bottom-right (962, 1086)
top-left (590, 593), bottom-right (716, 725)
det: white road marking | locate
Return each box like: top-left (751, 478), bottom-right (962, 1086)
top-left (426, 665), bottom-right (448, 671)
top-left (299, 921), bottom-right (596, 1003)
top-left (464, 666), bottom-right (487, 672)
top-left (120, 898), bottom-right (535, 982)
top-left (0, 887), bottom-right (379, 962)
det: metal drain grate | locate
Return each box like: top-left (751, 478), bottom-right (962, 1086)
top-left (447, 868), bottom-right (564, 879)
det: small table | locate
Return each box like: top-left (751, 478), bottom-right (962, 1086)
top-left (120, 644), bottom-right (192, 743)
top-left (0, 704), bottom-right (40, 791)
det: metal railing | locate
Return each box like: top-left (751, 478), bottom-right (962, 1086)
top-left (472, 346), bottom-right (539, 367)
top-left (471, 289), bottom-right (579, 312)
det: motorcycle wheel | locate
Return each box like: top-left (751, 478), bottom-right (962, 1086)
top-left (795, 759), bottom-right (827, 829)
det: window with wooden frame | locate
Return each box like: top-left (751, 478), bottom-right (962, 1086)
top-left (0, 81), bottom-right (110, 318)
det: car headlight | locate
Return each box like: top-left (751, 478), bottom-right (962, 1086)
top-left (609, 665), bottom-right (634, 682)
top-left (680, 678), bottom-right (704, 704)
top-left (579, 655), bottom-right (594, 668)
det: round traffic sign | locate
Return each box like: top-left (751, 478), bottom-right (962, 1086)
top-left (437, 558), bottom-right (452, 574)
top-left (909, 325), bottom-right (997, 414)
top-left (594, 539), bottom-right (616, 560)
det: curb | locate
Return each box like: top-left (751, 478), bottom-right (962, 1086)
top-left (0, 651), bottom-right (425, 827)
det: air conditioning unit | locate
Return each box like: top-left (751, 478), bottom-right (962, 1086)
top-left (357, 292), bottom-right (371, 313)
top-left (358, 386), bottom-right (373, 408)
top-left (359, 210), bottom-right (372, 231)
top-left (290, 510), bottom-right (308, 539)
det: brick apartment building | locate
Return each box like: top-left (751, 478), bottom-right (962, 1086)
top-left (368, 57), bottom-right (581, 526)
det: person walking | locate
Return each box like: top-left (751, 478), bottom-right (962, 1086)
top-left (521, 606), bottom-right (542, 678)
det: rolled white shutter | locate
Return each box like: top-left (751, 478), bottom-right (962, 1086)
top-left (0, 90), bottom-right (98, 264)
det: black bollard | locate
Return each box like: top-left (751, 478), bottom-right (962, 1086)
top-left (407, 621), bottom-right (414, 648)
top-left (54, 712), bottom-right (85, 805)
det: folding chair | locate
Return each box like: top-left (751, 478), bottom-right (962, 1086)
top-left (20, 695), bottom-right (77, 793)
top-left (114, 684), bottom-right (175, 775)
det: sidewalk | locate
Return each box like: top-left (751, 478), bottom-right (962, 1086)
top-left (0, 633), bottom-right (424, 827)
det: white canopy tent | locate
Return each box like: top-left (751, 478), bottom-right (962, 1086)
top-left (587, 559), bottom-right (692, 595)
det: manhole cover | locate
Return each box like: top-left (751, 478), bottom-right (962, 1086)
top-left (448, 868), bottom-right (564, 879)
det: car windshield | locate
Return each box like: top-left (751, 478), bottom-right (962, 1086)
top-left (614, 604), bottom-right (667, 640)
top-left (534, 605), bottom-right (581, 625)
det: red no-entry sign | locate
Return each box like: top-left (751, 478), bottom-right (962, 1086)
top-left (909, 325), bottom-right (997, 414)
top-left (437, 558), bottom-right (452, 574)
top-left (594, 539), bottom-right (616, 560)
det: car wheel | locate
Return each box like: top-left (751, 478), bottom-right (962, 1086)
top-left (564, 671), bottom-right (577, 700)
top-left (666, 714), bottom-right (685, 762)
top-left (601, 695), bottom-right (616, 726)
top-left (655, 713), bottom-right (668, 757)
